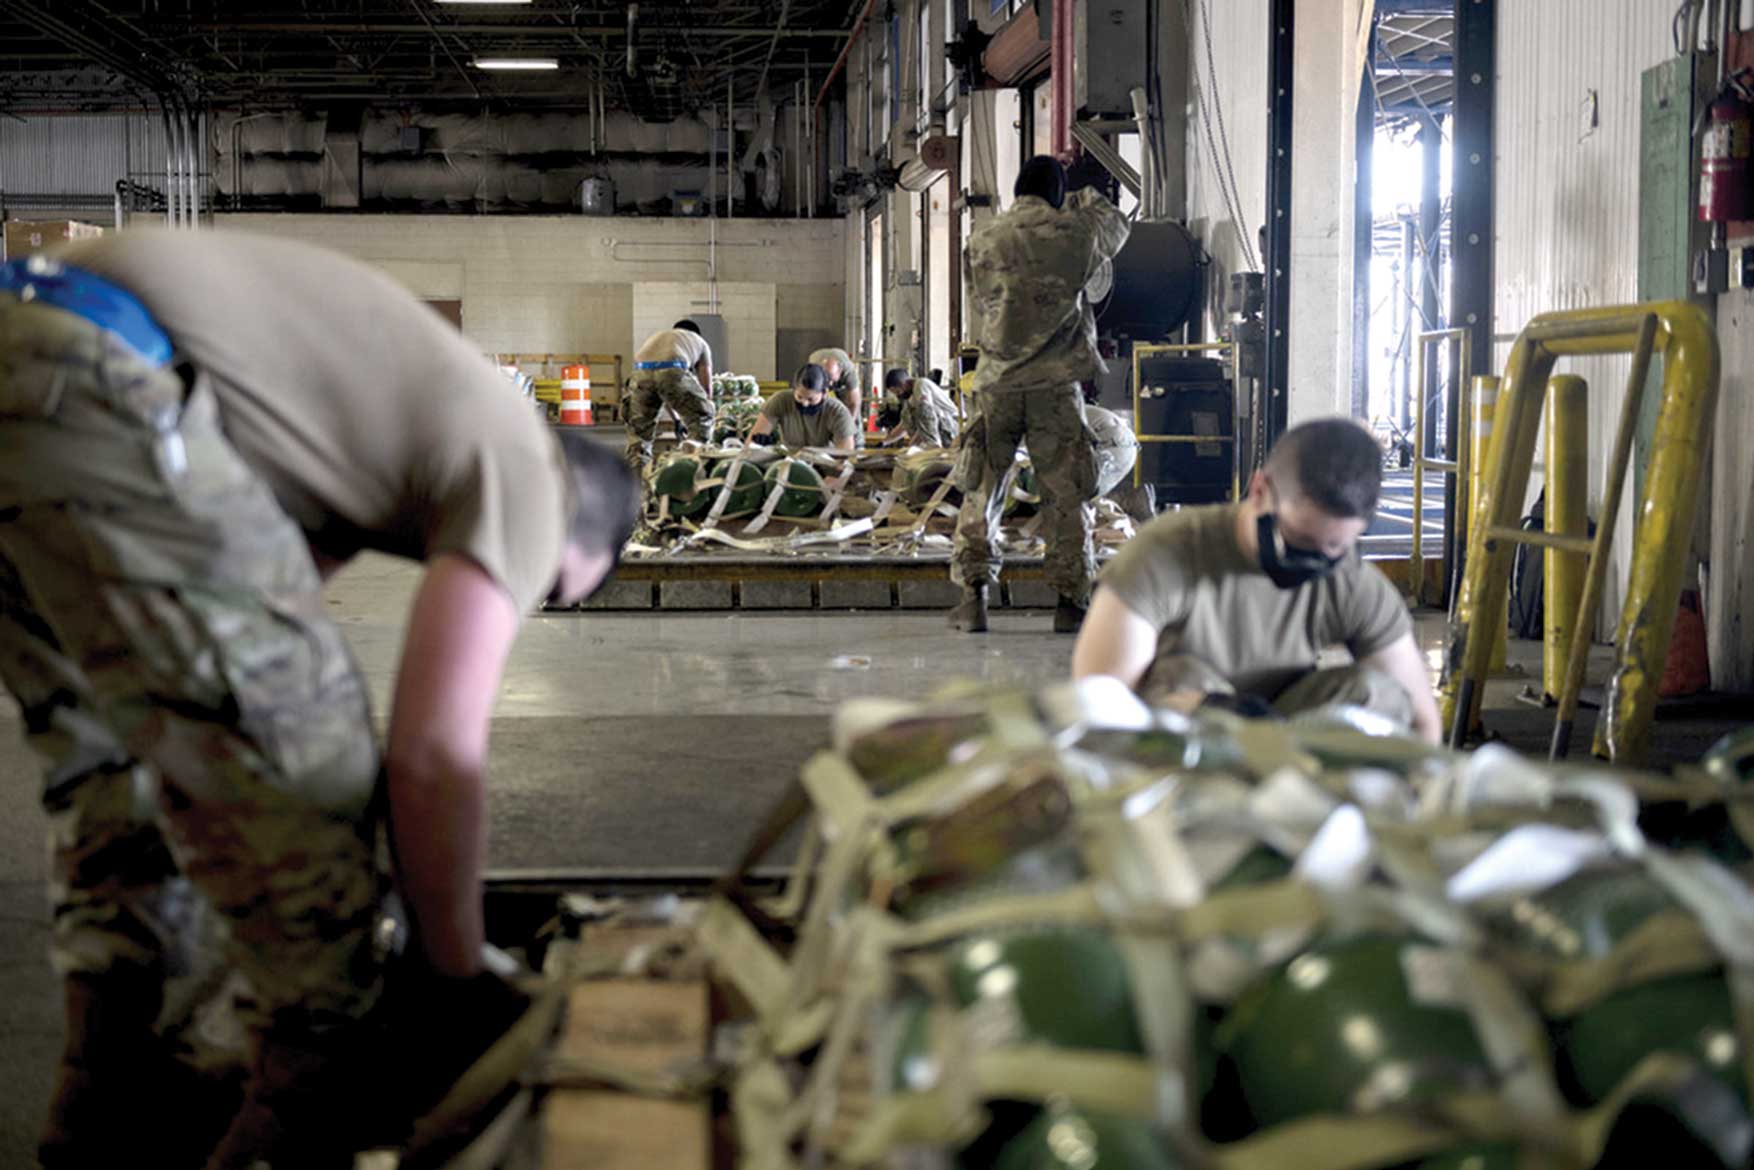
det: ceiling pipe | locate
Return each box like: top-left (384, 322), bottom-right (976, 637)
top-left (813, 0), bottom-right (879, 115)
top-left (1050, 0), bottom-right (1074, 161)
top-left (626, 4), bottom-right (639, 77)
top-left (754, 0), bottom-right (792, 100)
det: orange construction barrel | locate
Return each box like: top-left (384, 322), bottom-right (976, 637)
top-left (560, 364), bottom-right (593, 425)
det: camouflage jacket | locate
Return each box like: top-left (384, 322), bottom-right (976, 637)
top-left (965, 189), bottom-right (1130, 395)
top-left (900, 377), bottom-right (962, 447)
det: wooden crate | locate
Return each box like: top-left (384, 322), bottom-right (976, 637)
top-left (533, 925), bottom-right (715, 1170)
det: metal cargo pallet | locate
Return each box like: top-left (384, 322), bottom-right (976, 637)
top-left (548, 554), bottom-right (1062, 611)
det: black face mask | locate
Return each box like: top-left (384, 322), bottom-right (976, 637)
top-left (796, 398), bottom-right (825, 416)
top-left (1256, 511), bottom-right (1343, 590)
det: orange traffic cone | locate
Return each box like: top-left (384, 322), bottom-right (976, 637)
top-left (1659, 588), bottom-right (1710, 697)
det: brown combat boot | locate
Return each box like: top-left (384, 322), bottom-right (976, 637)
top-left (1053, 595), bottom-right (1088, 634)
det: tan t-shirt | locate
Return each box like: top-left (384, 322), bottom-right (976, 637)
top-left (61, 230), bottom-right (568, 613)
top-left (1099, 504), bottom-right (1411, 699)
top-left (635, 328), bottom-right (711, 372)
top-left (761, 391), bottom-right (857, 448)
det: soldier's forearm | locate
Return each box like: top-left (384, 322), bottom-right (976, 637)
top-left (387, 754), bottom-right (487, 977)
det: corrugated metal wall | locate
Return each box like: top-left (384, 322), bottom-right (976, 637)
top-left (1492, 0), bottom-right (1673, 629)
top-left (0, 114), bottom-right (173, 210)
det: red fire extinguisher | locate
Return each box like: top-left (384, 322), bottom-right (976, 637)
top-left (1700, 83), bottom-right (1754, 223)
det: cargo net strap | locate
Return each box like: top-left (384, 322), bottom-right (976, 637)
top-left (698, 680), bottom-right (1754, 1170)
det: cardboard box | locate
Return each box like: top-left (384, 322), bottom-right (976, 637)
top-left (3, 219), bottom-right (105, 261)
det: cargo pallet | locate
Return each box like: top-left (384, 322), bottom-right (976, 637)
top-left (548, 554), bottom-right (1062, 612)
top-left (546, 553), bottom-right (1448, 612)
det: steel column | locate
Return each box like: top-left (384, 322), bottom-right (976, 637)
top-left (1419, 118), bottom-right (1443, 458)
top-left (1350, 22), bottom-right (1376, 419)
top-left (1450, 0), bottom-right (1494, 398)
top-left (1262, 0), bottom-right (1294, 454)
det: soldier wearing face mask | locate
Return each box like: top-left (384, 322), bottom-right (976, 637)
top-left (749, 362), bottom-right (858, 451)
top-left (1070, 418), bottom-right (1441, 742)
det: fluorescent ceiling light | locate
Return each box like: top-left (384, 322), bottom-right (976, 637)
top-left (438, 1), bottom-right (533, 5)
top-left (472, 58), bottom-right (560, 70)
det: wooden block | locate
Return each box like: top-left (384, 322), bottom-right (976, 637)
top-left (574, 923), bottom-right (707, 981)
top-left (557, 979), bottom-right (707, 1078)
top-left (540, 1092), bottom-right (709, 1170)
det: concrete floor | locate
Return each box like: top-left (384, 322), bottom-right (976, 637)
top-left (0, 554), bottom-right (1078, 1164)
top-left (0, 554), bottom-right (1739, 1164)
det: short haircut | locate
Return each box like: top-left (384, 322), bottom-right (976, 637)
top-left (554, 430), bottom-right (640, 567)
top-left (673, 318), bottom-right (702, 334)
top-left (794, 362), bottom-right (827, 392)
top-left (1264, 418), bottom-right (1383, 519)
top-left (884, 368), bottom-right (909, 390)
top-left (1015, 155), bottom-right (1067, 209)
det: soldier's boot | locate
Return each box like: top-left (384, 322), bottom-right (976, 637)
top-left (949, 585), bottom-right (989, 633)
top-left (39, 967), bottom-right (222, 1169)
top-left (1053, 595), bottom-right (1087, 634)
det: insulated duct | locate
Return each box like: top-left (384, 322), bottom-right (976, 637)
top-left (981, 7), bottom-right (1050, 87)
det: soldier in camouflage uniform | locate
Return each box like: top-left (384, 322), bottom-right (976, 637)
top-left (0, 237), bottom-right (634, 1169)
top-left (808, 345), bottom-right (863, 424)
top-left (951, 157), bottom-right (1130, 633)
top-left (625, 319), bottom-right (716, 467)
top-left (879, 368), bottom-right (961, 448)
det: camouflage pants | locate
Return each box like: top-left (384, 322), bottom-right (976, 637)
top-left (1142, 654), bottom-right (1414, 728)
top-left (0, 300), bottom-right (384, 1029)
top-left (951, 385), bottom-right (1096, 602)
top-left (624, 369), bottom-right (715, 466)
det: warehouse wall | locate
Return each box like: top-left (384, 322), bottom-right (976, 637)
top-left (210, 213), bottom-right (846, 382)
top-left (0, 112), bottom-right (176, 221)
top-left (1491, 0), bottom-right (1674, 636)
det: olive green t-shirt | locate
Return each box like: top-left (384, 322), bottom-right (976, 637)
top-left (61, 230), bottom-right (568, 613)
top-left (1099, 504), bottom-right (1411, 699)
top-left (761, 391), bottom-right (857, 448)
top-left (807, 347), bottom-right (860, 401)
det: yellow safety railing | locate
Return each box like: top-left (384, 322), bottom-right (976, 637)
top-left (1407, 328), bottom-right (1471, 608)
top-left (1543, 375), bottom-right (1589, 701)
top-left (1444, 302), bottom-right (1720, 764)
top-left (1130, 341), bottom-right (1240, 499)
top-left (514, 352), bottom-right (625, 409)
top-left (1466, 375), bottom-right (1509, 673)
